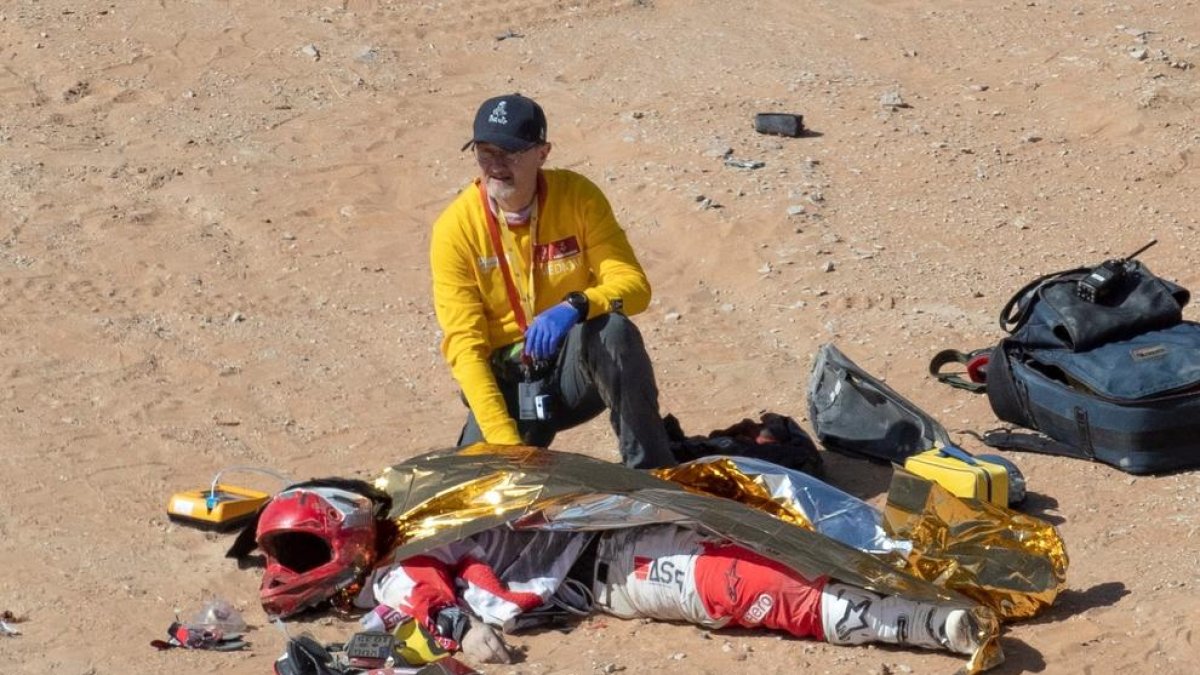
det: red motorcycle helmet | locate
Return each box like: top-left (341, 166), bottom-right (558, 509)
top-left (256, 486), bottom-right (378, 618)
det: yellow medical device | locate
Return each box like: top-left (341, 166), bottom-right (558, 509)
top-left (167, 484), bottom-right (271, 531)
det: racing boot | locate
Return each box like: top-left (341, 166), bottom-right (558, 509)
top-left (820, 583), bottom-right (981, 655)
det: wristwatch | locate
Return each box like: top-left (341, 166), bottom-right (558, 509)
top-left (564, 291), bottom-right (590, 321)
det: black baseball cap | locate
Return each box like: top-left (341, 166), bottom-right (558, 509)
top-left (461, 94), bottom-right (547, 153)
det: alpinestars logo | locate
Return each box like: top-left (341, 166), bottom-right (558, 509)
top-left (834, 593), bottom-right (871, 641)
top-left (489, 101), bottom-right (508, 125)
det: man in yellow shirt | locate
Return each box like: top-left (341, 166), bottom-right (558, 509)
top-left (430, 94), bottom-right (675, 469)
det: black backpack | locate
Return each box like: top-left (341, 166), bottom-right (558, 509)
top-left (934, 255), bottom-right (1200, 475)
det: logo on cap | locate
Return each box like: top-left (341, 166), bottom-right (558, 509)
top-left (464, 94), bottom-right (546, 152)
top-left (488, 101), bottom-right (509, 126)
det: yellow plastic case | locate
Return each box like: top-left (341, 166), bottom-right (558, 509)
top-left (903, 449), bottom-right (1009, 507)
top-left (167, 484), bottom-right (270, 531)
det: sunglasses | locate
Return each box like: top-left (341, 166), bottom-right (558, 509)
top-left (474, 144), bottom-right (542, 166)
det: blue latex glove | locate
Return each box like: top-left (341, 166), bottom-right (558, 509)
top-left (524, 303), bottom-right (580, 361)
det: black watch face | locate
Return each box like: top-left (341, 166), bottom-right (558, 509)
top-left (345, 631), bottom-right (395, 660)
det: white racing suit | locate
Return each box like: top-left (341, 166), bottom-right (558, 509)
top-left (594, 525), bottom-right (827, 636)
top-left (366, 524), bottom-right (829, 650)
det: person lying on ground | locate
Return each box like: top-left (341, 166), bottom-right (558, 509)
top-left (364, 523), bottom-right (982, 664)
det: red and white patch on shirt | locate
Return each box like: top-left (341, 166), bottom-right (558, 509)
top-left (533, 236), bottom-right (581, 263)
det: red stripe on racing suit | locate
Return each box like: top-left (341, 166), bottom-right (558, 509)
top-left (694, 542), bottom-right (827, 640)
top-left (595, 525), bottom-right (827, 639)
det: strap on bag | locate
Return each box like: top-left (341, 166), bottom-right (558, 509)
top-left (998, 266), bottom-right (1088, 334)
top-left (929, 348), bottom-right (991, 392)
top-left (980, 428), bottom-right (1087, 459)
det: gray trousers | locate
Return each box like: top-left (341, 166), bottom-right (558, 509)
top-left (457, 313), bottom-right (677, 469)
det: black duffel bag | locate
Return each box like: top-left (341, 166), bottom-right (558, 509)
top-left (979, 257), bottom-right (1200, 474)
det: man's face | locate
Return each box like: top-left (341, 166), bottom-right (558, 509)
top-left (475, 142), bottom-right (550, 209)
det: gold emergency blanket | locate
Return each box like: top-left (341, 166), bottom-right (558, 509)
top-left (886, 468), bottom-right (1068, 621)
top-left (658, 459), bottom-right (1068, 622)
top-left (374, 445), bottom-right (1007, 673)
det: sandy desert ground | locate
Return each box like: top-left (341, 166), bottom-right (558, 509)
top-left (2, 1), bottom-right (1200, 673)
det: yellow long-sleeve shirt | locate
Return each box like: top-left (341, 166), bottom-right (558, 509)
top-left (430, 169), bottom-right (652, 444)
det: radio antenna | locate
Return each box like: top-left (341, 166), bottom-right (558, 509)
top-left (1125, 239), bottom-right (1157, 261)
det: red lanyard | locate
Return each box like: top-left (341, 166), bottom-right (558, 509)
top-left (478, 172), bottom-right (548, 334)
